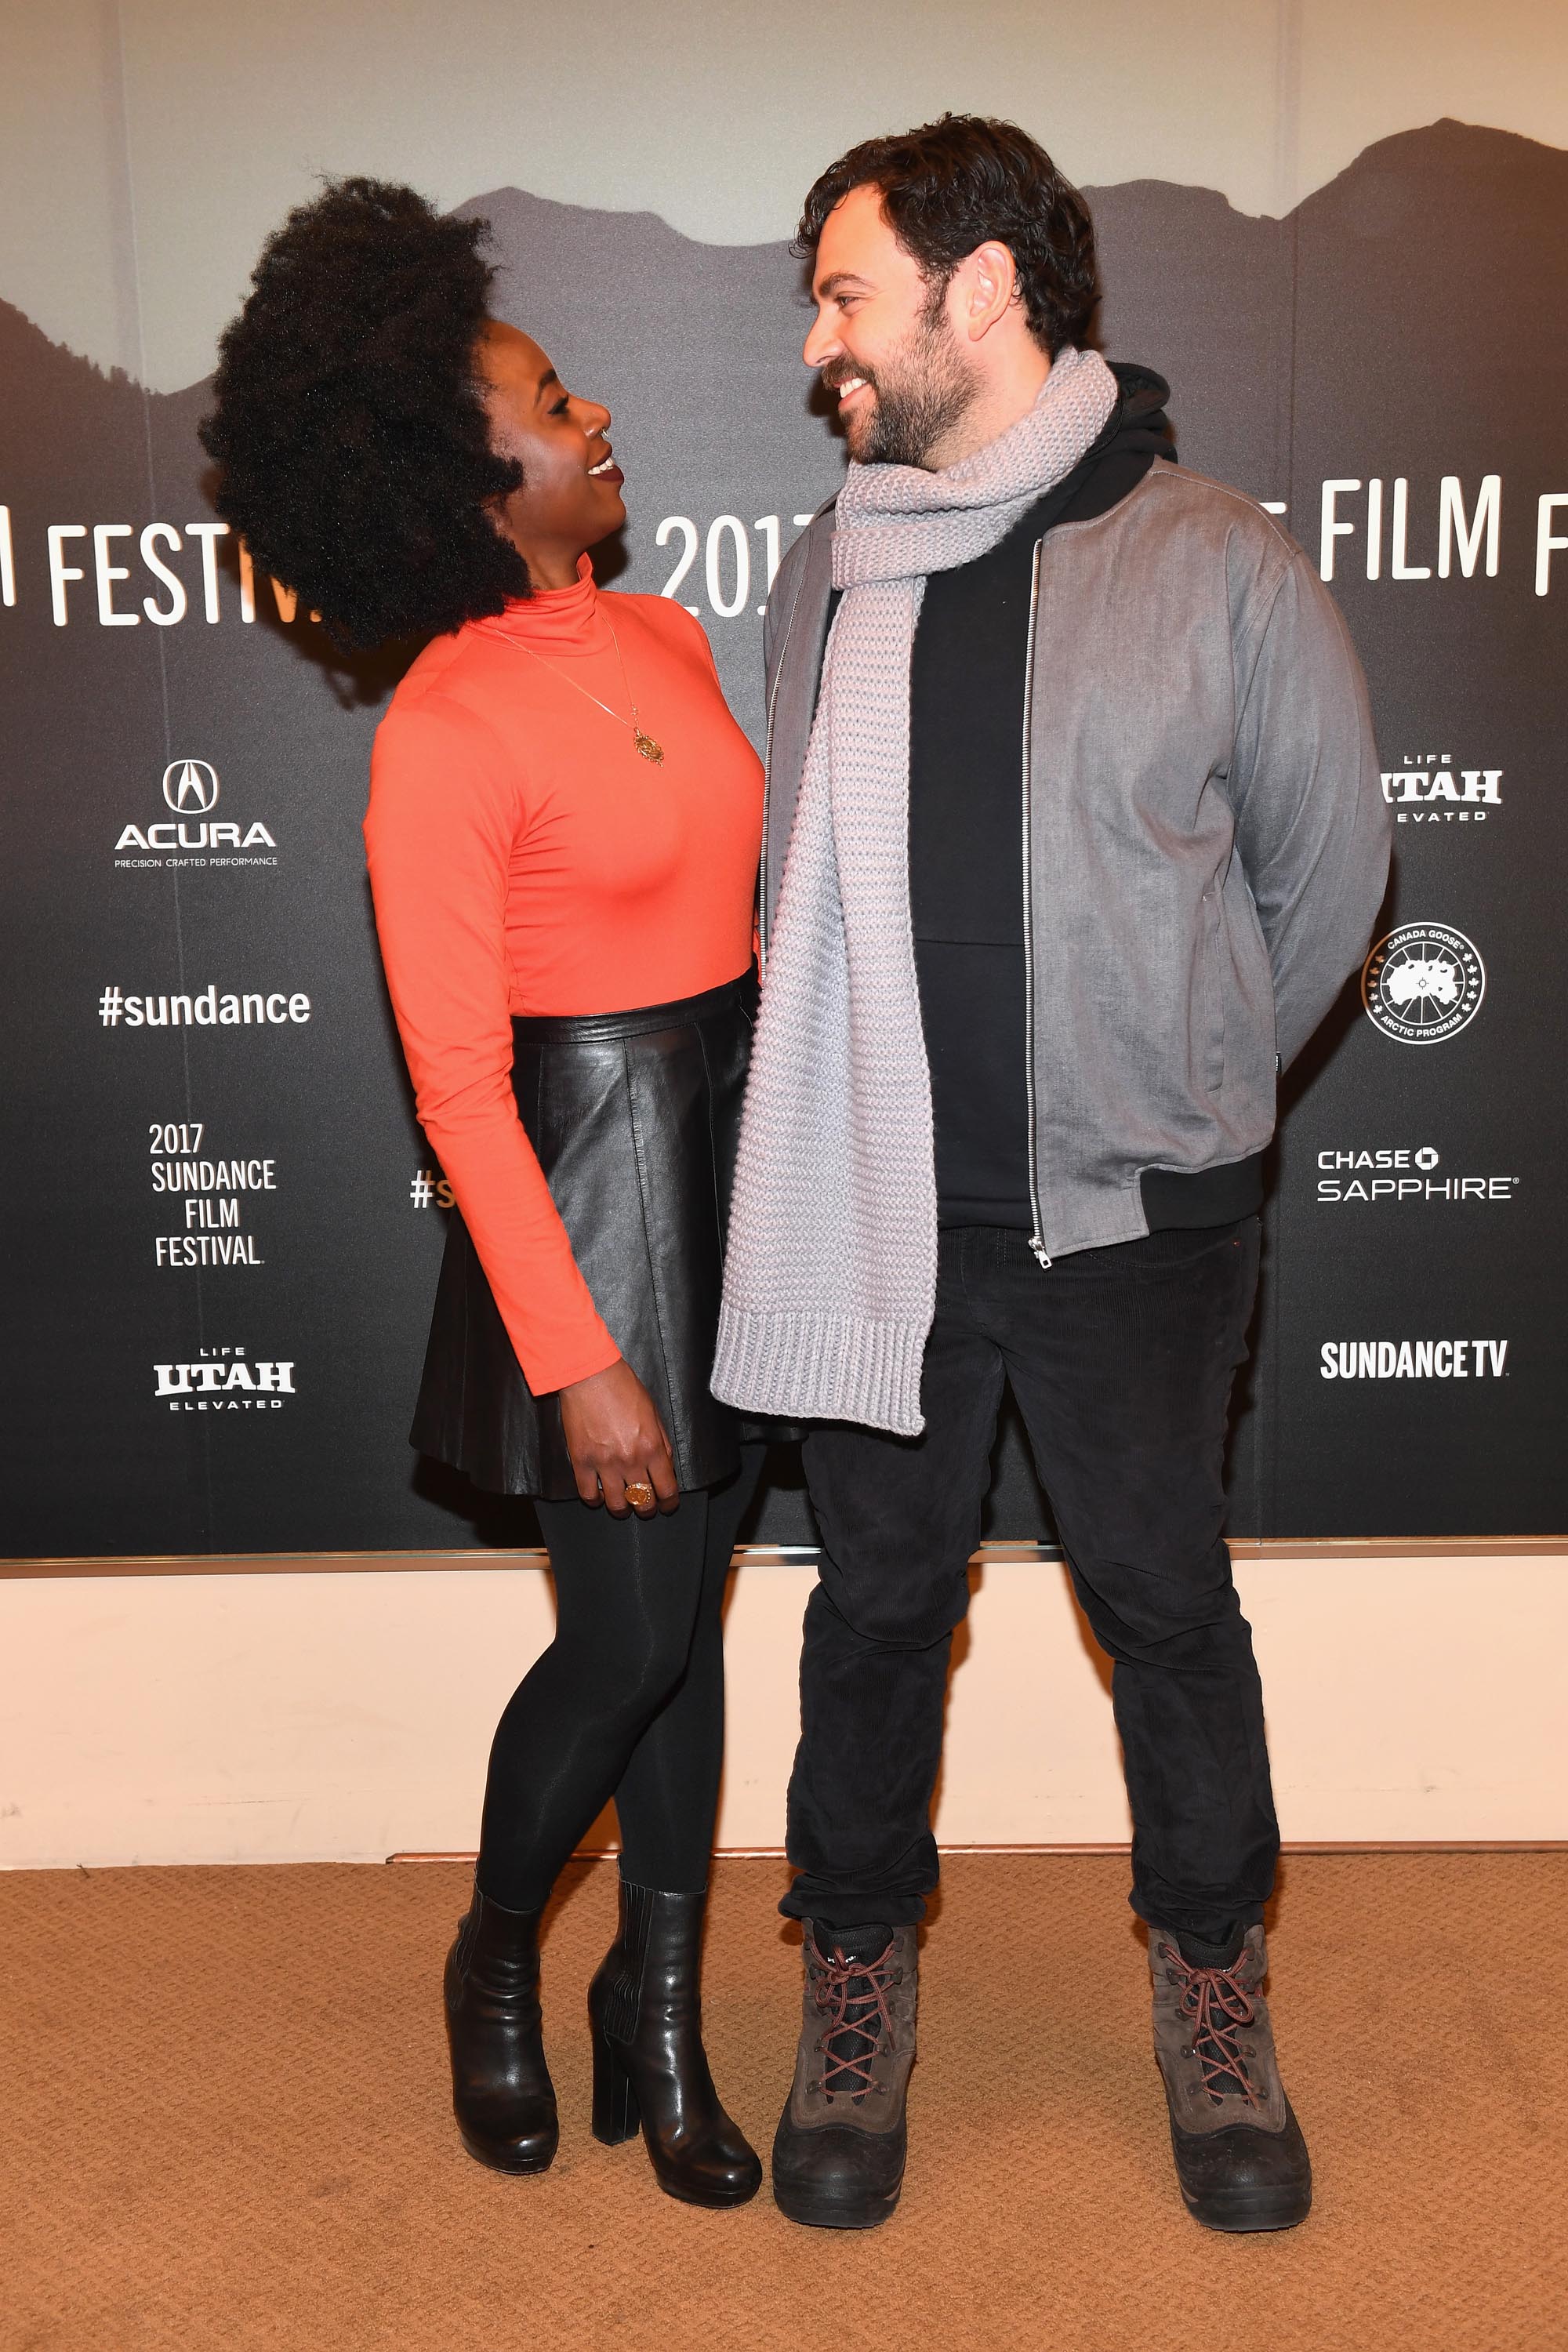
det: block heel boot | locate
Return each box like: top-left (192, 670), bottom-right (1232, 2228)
top-left (444, 1885), bottom-right (559, 2174)
top-left (588, 1881), bottom-right (761, 2208)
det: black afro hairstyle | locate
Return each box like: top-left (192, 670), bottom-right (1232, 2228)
top-left (199, 176), bottom-right (529, 648)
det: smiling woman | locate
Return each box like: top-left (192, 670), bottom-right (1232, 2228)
top-left (472, 320), bottom-right (626, 587)
top-left (199, 179), bottom-right (528, 645)
top-left (199, 176), bottom-right (766, 2212)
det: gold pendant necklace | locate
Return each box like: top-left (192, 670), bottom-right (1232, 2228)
top-left (503, 611), bottom-right (665, 768)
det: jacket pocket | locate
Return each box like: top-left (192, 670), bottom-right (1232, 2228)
top-left (1201, 888), bottom-right (1225, 1095)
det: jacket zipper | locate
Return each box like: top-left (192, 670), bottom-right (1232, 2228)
top-left (758, 543), bottom-right (811, 971)
top-left (1021, 537), bottom-right (1051, 1269)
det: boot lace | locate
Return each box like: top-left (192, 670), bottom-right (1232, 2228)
top-left (811, 1940), bottom-right (896, 2101)
top-left (1160, 1943), bottom-right (1265, 2109)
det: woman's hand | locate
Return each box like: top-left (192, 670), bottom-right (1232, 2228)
top-left (557, 1359), bottom-right (679, 1516)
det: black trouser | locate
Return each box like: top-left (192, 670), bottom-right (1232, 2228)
top-left (477, 1445), bottom-right (765, 1912)
top-left (781, 1221), bottom-right (1276, 1950)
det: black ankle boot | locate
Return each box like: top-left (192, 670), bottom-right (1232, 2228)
top-left (444, 1885), bottom-right (558, 2174)
top-left (588, 1881), bottom-right (761, 2208)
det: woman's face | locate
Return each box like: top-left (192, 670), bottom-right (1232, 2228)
top-left (476, 321), bottom-right (624, 588)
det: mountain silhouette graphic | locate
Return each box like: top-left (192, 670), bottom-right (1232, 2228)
top-left (2, 116), bottom-right (1565, 1551)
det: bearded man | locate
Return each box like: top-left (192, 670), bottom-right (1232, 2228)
top-left (713, 115), bottom-right (1388, 2232)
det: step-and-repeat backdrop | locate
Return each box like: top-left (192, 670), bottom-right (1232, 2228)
top-left (3, 118), bottom-right (1565, 1555)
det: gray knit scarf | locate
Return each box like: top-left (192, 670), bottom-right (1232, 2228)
top-left (711, 348), bottom-right (1118, 1436)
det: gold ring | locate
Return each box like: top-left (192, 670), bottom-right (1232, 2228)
top-left (623, 1481), bottom-right (655, 1509)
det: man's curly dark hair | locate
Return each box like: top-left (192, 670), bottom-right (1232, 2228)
top-left (797, 115), bottom-right (1099, 358)
top-left (199, 177), bottom-right (528, 648)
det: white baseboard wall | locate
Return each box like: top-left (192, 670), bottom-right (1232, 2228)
top-left (1, 1552), bottom-right (1563, 1869)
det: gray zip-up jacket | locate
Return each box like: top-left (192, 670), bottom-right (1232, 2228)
top-left (760, 461), bottom-right (1391, 1261)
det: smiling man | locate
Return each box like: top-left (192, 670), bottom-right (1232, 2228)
top-left (713, 116), bottom-right (1389, 2232)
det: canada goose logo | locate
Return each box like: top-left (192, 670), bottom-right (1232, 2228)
top-left (1362, 923), bottom-right (1485, 1045)
top-left (162, 759), bottom-right (219, 813)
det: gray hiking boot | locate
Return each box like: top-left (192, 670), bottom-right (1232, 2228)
top-left (771, 1924), bottom-right (917, 2230)
top-left (1150, 1923), bottom-right (1312, 2231)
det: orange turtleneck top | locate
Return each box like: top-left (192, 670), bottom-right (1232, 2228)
top-left (364, 559), bottom-right (763, 1396)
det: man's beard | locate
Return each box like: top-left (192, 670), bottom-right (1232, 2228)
top-left (842, 304), bottom-right (978, 468)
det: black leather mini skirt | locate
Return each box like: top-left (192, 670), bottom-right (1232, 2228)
top-left (410, 969), bottom-right (756, 1499)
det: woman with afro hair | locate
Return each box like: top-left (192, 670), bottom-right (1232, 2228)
top-left (202, 178), bottom-right (764, 2208)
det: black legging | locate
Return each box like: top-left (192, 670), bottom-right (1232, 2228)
top-left (475, 1444), bottom-right (765, 1911)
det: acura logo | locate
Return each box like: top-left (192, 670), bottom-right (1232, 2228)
top-left (162, 759), bottom-right (219, 813)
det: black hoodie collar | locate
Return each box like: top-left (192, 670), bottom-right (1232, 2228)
top-left (1050, 359), bottom-right (1175, 527)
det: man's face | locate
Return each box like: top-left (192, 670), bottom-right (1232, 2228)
top-left (804, 183), bottom-right (978, 467)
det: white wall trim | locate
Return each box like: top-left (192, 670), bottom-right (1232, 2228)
top-left (2, 1553), bottom-right (1564, 1869)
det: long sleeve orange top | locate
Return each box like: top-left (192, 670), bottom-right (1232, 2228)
top-left (364, 559), bottom-right (763, 1396)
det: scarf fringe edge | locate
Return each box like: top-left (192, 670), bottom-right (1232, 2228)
top-left (711, 1303), bottom-right (927, 1439)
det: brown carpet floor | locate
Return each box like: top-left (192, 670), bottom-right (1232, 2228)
top-left (3, 1853), bottom-right (1564, 2352)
